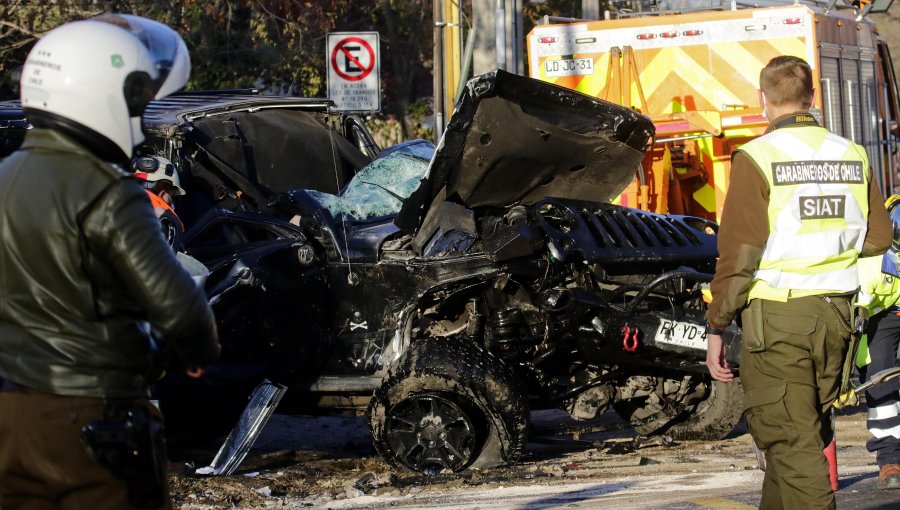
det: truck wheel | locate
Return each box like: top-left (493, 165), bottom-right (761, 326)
top-left (368, 337), bottom-right (528, 473)
top-left (665, 378), bottom-right (743, 440)
top-left (615, 377), bottom-right (743, 440)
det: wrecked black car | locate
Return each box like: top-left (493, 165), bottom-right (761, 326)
top-left (0, 71), bottom-right (742, 474)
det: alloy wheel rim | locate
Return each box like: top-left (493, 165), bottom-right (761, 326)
top-left (384, 393), bottom-right (478, 473)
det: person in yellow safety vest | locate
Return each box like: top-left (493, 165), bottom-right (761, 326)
top-left (704, 55), bottom-right (892, 509)
top-left (131, 155), bottom-right (185, 250)
top-left (856, 194), bottom-right (900, 489)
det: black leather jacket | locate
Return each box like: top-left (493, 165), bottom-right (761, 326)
top-left (0, 129), bottom-right (219, 398)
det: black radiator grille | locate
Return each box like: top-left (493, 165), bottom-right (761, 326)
top-left (533, 198), bottom-right (717, 265)
top-left (583, 207), bottom-right (701, 249)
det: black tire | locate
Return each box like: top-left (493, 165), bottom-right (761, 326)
top-left (615, 377), bottom-right (743, 440)
top-left (666, 378), bottom-right (743, 440)
top-left (368, 337), bottom-right (529, 473)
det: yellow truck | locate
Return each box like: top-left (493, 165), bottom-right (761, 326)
top-left (527, 0), bottom-right (900, 221)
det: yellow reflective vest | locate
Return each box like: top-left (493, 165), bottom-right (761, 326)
top-left (854, 255), bottom-right (900, 367)
top-left (739, 122), bottom-right (870, 300)
top-left (856, 255), bottom-right (900, 317)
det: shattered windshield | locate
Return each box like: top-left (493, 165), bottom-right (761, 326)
top-left (306, 140), bottom-right (433, 220)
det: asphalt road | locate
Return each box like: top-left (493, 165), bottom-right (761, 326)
top-left (173, 407), bottom-right (900, 509)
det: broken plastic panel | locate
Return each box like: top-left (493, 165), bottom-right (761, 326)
top-left (306, 150), bottom-right (430, 220)
top-left (196, 379), bottom-right (287, 476)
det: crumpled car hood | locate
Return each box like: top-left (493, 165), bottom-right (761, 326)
top-left (394, 69), bottom-right (655, 232)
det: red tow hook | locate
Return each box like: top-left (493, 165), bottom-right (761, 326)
top-left (622, 325), bottom-right (639, 352)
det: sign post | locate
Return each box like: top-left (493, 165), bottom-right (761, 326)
top-left (326, 32), bottom-right (381, 112)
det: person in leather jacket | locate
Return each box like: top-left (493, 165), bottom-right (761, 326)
top-left (0, 15), bottom-right (220, 510)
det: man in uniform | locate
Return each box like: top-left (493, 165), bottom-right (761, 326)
top-left (704, 55), bottom-right (892, 509)
top-left (857, 194), bottom-right (900, 489)
top-left (0, 15), bottom-right (219, 509)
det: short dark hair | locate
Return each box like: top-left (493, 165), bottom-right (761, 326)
top-left (759, 56), bottom-right (814, 109)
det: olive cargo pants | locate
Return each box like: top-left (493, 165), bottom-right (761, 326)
top-left (740, 295), bottom-right (851, 510)
top-left (0, 386), bottom-right (172, 510)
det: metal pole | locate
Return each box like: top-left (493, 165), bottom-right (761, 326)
top-left (433, 0), bottom-right (445, 142)
top-left (495, 0), bottom-right (506, 71)
top-left (454, 27), bottom-right (477, 106)
top-left (886, 85), bottom-right (896, 194)
top-left (583, 0), bottom-right (600, 20)
top-left (511, 0), bottom-right (523, 75)
top-left (444, 0), bottom-right (462, 119)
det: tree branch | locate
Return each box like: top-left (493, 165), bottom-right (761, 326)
top-left (0, 20), bottom-right (39, 38)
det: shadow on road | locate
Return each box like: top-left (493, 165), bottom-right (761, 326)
top-left (511, 482), bottom-right (636, 510)
top-left (840, 471), bottom-right (877, 490)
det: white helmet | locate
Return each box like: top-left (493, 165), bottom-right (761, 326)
top-left (131, 155), bottom-right (186, 196)
top-left (20, 14), bottom-right (190, 161)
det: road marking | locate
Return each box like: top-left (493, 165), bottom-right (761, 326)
top-left (690, 498), bottom-right (756, 509)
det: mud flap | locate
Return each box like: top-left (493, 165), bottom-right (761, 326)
top-left (195, 379), bottom-right (287, 476)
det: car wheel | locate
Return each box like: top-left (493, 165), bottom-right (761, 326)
top-left (614, 377), bottom-right (743, 440)
top-left (379, 392), bottom-right (480, 472)
top-left (368, 337), bottom-right (528, 473)
top-left (665, 378), bottom-right (743, 440)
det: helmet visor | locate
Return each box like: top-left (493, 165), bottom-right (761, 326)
top-left (132, 156), bottom-right (161, 173)
top-left (93, 14), bottom-right (190, 99)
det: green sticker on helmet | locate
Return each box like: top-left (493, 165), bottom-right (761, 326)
top-left (110, 54), bottom-right (124, 68)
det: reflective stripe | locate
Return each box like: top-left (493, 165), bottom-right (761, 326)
top-left (869, 422), bottom-right (900, 439)
top-left (868, 402), bottom-right (900, 420)
top-left (761, 229), bottom-right (865, 262)
top-left (754, 265), bottom-right (859, 293)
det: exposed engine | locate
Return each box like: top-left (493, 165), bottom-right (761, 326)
top-left (408, 197), bottom-right (740, 437)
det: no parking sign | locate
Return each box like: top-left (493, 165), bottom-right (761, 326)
top-left (326, 32), bottom-right (381, 112)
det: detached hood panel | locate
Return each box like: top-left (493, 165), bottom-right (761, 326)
top-left (395, 70), bottom-right (655, 232)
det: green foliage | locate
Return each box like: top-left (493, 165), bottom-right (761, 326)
top-left (374, 0), bottom-right (433, 138)
top-left (0, 0), bottom-right (105, 97)
top-left (523, 0), bottom-right (584, 20)
top-left (0, 0), bottom-right (434, 121)
top-left (0, 0), bottom-right (624, 133)
top-left (406, 99), bottom-right (431, 118)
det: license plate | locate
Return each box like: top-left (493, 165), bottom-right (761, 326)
top-left (544, 58), bottom-right (594, 77)
top-left (655, 319), bottom-right (707, 350)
